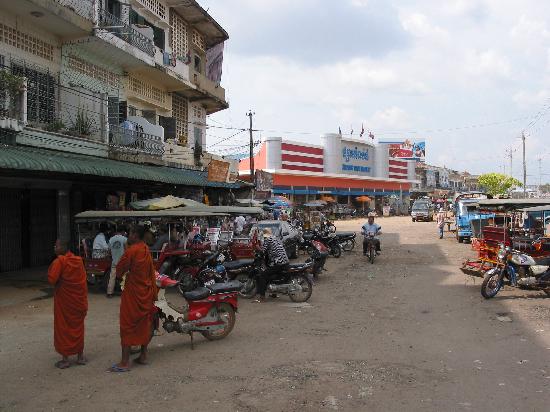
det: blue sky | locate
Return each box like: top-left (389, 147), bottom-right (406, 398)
top-left (205, 0), bottom-right (550, 184)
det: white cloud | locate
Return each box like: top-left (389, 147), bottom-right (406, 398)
top-left (366, 107), bottom-right (413, 130)
top-left (399, 12), bottom-right (448, 39)
top-left (465, 49), bottom-right (511, 79)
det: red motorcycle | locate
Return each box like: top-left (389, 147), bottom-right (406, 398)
top-left (153, 275), bottom-right (241, 347)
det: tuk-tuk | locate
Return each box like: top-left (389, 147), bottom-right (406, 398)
top-left (74, 209), bottom-right (228, 290)
top-left (460, 198), bottom-right (550, 277)
top-left (454, 192), bottom-right (493, 243)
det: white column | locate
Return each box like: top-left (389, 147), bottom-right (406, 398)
top-left (320, 133), bottom-right (341, 174)
top-left (264, 136), bottom-right (282, 169)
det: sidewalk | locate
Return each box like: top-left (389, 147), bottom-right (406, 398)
top-left (0, 266), bottom-right (52, 308)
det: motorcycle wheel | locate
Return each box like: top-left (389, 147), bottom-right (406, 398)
top-left (369, 246), bottom-right (375, 264)
top-left (342, 239), bottom-right (355, 252)
top-left (481, 270), bottom-right (503, 299)
top-left (201, 303), bottom-right (236, 341)
top-left (306, 245), bottom-right (318, 257)
top-left (237, 276), bottom-right (257, 299)
top-left (331, 243), bottom-right (342, 258)
top-left (288, 274), bottom-right (313, 303)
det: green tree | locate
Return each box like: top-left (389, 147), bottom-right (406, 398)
top-left (477, 173), bottom-right (522, 196)
top-left (540, 183), bottom-right (550, 193)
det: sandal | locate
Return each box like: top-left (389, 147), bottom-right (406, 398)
top-left (107, 364), bottom-right (130, 373)
top-left (75, 357), bottom-right (88, 366)
top-left (55, 360), bottom-right (71, 369)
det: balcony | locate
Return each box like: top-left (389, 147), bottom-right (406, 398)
top-left (190, 69), bottom-right (226, 102)
top-left (109, 122), bottom-right (164, 158)
top-left (54, 0), bottom-right (94, 21)
top-left (97, 8), bottom-right (155, 57)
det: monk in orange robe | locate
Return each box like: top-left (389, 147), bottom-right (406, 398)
top-left (47, 239), bottom-right (88, 369)
top-left (109, 225), bottom-right (157, 372)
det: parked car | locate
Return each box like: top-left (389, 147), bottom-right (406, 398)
top-left (252, 220), bottom-right (301, 259)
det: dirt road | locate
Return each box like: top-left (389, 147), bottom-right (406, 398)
top-left (1, 217), bottom-right (549, 411)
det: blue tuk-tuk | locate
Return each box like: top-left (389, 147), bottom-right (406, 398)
top-left (454, 192), bottom-right (493, 243)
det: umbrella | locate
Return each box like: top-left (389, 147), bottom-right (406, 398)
top-left (320, 195), bottom-right (336, 203)
top-left (356, 196), bottom-right (371, 202)
top-left (130, 195), bottom-right (188, 210)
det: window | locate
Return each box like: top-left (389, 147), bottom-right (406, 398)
top-left (135, 0), bottom-right (166, 21)
top-left (106, 0), bottom-right (121, 18)
top-left (129, 9), bottom-right (165, 50)
top-left (128, 105), bottom-right (137, 116)
top-left (192, 29), bottom-right (205, 51)
top-left (11, 63), bottom-right (56, 123)
top-left (172, 94), bottom-right (188, 145)
top-left (194, 55), bottom-right (201, 73)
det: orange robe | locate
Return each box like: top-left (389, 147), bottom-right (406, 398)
top-left (48, 252), bottom-right (88, 357)
top-left (116, 242), bottom-right (157, 347)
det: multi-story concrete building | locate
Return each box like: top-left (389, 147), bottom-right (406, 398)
top-left (0, 0), bottom-right (242, 272)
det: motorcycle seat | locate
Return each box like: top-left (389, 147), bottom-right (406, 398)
top-left (287, 262), bottom-right (311, 271)
top-left (335, 232), bottom-right (356, 238)
top-left (223, 259), bottom-right (254, 270)
top-left (534, 257), bottom-right (550, 266)
top-left (207, 280), bottom-right (242, 294)
top-left (184, 287), bottom-right (211, 301)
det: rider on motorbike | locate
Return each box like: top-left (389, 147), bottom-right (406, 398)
top-left (361, 213), bottom-right (382, 255)
top-left (253, 228), bottom-right (290, 303)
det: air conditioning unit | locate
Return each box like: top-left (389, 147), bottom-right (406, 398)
top-left (132, 24), bottom-right (154, 41)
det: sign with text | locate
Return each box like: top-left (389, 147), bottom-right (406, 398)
top-left (385, 140), bottom-right (425, 161)
top-left (208, 159), bottom-right (230, 182)
top-left (341, 142), bottom-right (372, 176)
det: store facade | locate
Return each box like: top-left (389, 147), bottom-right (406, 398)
top-left (239, 134), bottom-right (418, 212)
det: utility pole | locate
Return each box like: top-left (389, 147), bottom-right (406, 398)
top-left (522, 131), bottom-right (527, 198)
top-left (538, 157), bottom-right (542, 189)
top-left (246, 110), bottom-right (255, 192)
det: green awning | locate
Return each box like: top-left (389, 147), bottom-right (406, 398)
top-left (0, 144), bottom-right (243, 189)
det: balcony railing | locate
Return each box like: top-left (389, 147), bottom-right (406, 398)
top-left (55, 0), bottom-right (95, 21)
top-left (190, 69), bottom-right (226, 102)
top-left (109, 123), bottom-right (164, 157)
top-left (97, 9), bottom-right (155, 57)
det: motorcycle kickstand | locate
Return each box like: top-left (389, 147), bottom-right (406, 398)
top-left (189, 332), bottom-right (194, 350)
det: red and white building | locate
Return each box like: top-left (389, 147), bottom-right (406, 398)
top-left (239, 134), bottom-right (418, 209)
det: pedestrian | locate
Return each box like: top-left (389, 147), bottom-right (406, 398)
top-left (47, 239), bottom-right (88, 369)
top-left (234, 215), bottom-right (246, 236)
top-left (92, 223), bottom-right (109, 258)
top-left (437, 209), bottom-right (446, 239)
top-left (109, 225), bottom-right (157, 372)
top-left (273, 208), bottom-right (281, 220)
top-left (106, 226), bottom-right (127, 298)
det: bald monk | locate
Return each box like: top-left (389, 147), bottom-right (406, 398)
top-left (47, 239), bottom-right (88, 369)
top-left (109, 225), bottom-right (157, 372)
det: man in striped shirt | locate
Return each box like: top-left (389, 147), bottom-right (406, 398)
top-left (254, 228), bottom-right (289, 302)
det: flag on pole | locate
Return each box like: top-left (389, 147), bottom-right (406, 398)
top-left (350, 125), bottom-right (354, 135)
top-left (369, 131), bottom-right (375, 140)
top-left (338, 127), bottom-right (342, 136)
top-left (360, 124), bottom-right (365, 137)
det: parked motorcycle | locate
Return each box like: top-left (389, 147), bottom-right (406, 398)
top-left (333, 232), bottom-right (356, 252)
top-left (173, 251), bottom-right (225, 295)
top-left (481, 243), bottom-right (550, 298)
top-left (311, 229), bottom-right (342, 258)
top-left (239, 252), bottom-right (314, 302)
top-left (152, 275), bottom-right (241, 346)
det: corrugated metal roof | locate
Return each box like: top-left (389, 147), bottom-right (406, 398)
top-left (0, 144), bottom-right (243, 189)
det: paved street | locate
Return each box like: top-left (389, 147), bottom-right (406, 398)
top-left (1, 217), bottom-right (549, 411)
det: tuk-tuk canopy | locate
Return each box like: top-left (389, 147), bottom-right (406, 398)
top-left (477, 198), bottom-right (550, 212)
top-left (74, 209), bottom-right (228, 222)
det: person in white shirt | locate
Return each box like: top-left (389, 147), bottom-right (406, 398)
top-left (234, 215), bottom-right (246, 236)
top-left (106, 227), bottom-right (127, 297)
top-left (92, 224), bottom-right (109, 259)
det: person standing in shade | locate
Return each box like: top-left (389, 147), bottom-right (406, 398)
top-left (106, 227), bottom-right (127, 298)
top-left (48, 239), bottom-right (88, 369)
top-left (253, 228), bottom-right (289, 303)
top-left (234, 215), bottom-right (246, 236)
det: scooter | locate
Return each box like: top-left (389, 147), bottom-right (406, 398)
top-left (481, 243), bottom-right (550, 298)
top-left (363, 232), bottom-right (378, 264)
top-left (239, 252), bottom-right (314, 302)
top-left (152, 275), bottom-right (241, 347)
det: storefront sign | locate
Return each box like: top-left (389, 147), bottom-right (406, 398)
top-left (385, 140), bottom-right (425, 161)
top-left (208, 159), bottom-right (230, 182)
top-left (341, 142), bottom-right (372, 176)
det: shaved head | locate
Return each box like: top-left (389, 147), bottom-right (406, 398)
top-left (54, 239), bottom-right (69, 256)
